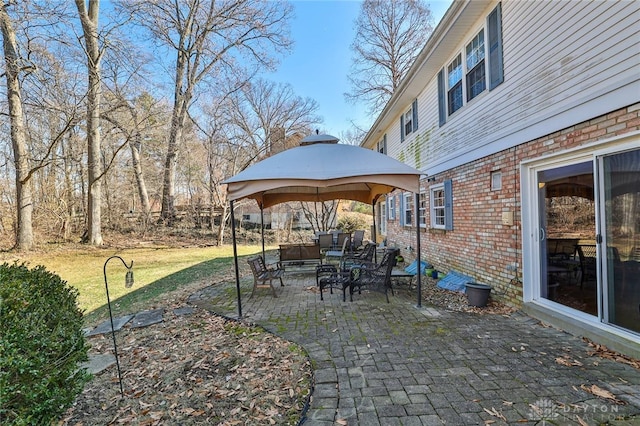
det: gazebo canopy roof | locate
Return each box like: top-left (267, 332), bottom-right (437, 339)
top-left (224, 134), bottom-right (422, 208)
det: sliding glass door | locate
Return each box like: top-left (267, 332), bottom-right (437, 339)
top-left (537, 161), bottom-right (596, 315)
top-left (601, 149), bottom-right (640, 333)
top-left (531, 148), bottom-right (640, 335)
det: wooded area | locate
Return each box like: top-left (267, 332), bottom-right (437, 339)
top-left (0, 0), bottom-right (323, 250)
top-left (1, 0), bottom-right (435, 251)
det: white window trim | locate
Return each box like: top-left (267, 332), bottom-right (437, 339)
top-left (465, 29), bottom-right (486, 102)
top-left (418, 192), bottom-right (427, 228)
top-left (388, 196), bottom-right (396, 220)
top-left (447, 54), bottom-right (463, 116)
top-left (403, 192), bottom-right (413, 227)
top-left (446, 26), bottom-right (488, 116)
top-left (491, 171), bottom-right (502, 191)
top-left (377, 135), bottom-right (386, 154)
top-left (404, 108), bottom-right (413, 137)
top-left (430, 183), bottom-right (446, 229)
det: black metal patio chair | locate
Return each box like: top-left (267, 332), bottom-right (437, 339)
top-left (316, 264), bottom-right (351, 301)
top-left (348, 248), bottom-right (399, 302)
top-left (341, 242), bottom-right (376, 271)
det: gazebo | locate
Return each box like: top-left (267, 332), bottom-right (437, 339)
top-left (223, 133), bottom-right (424, 316)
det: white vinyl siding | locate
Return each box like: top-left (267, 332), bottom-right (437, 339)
top-left (380, 0), bottom-right (639, 176)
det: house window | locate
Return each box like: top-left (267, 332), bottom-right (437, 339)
top-left (377, 134), bottom-right (387, 154)
top-left (387, 195), bottom-right (396, 220)
top-left (242, 214), bottom-right (251, 221)
top-left (447, 54), bottom-right (463, 115)
top-left (430, 179), bottom-right (453, 230)
top-left (404, 109), bottom-right (413, 136)
top-left (418, 192), bottom-right (427, 228)
top-left (438, 3), bottom-right (503, 125)
top-left (466, 29), bottom-right (486, 101)
top-left (430, 185), bottom-right (446, 228)
top-left (491, 171), bottom-right (502, 190)
top-left (400, 99), bottom-right (418, 142)
top-left (402, 193), bottom-right (412, 226)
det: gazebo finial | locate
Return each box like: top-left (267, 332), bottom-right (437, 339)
top-left (300, 132), bottom-right (339, 146)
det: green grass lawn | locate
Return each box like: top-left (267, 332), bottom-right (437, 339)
top-left (4, 245), bottom-right (269, 325)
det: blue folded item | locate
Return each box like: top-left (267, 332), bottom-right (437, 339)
top-left (437, 270), bottom-right (474, 293)
top-left (404, 259), bottom-right (431, 275)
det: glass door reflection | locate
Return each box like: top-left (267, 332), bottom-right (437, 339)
top-left (602, 149), bottom-right (640, 333)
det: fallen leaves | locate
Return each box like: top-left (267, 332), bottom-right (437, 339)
top-left (420, 280), bottom-right (516, 315)
top-left (583, 338), bottom-right (640, 370)
top-left (555, 356), bottom-right (583, 367)
top-left (60, 308), bottom-right (312, 425)
top-left (577, 384), bottom-right (626, 405)
top-left (483, 406), bottom-right (506, 421)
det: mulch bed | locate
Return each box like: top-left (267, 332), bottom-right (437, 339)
top-left (419, 276), bottom-right (517, 316)
top-left (60, 309), bottom-right (312, 426)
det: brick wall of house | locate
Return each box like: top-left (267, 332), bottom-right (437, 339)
top-left (385, 103), bottom-right (640, 307)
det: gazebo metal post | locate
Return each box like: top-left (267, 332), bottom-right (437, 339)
top-left (260, 204), bottom-right (265, 260)
top-left (415, 193), bottom-right (422, 308)
top-left (230, 200), bottom-right (242, 318)
top-left (371, 201), bottom-right (377, 263)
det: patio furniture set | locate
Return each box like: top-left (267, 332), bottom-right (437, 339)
top-left (276, 230), bottom-right (366, 271)
top-left (247, 231), bottom-right (409, 302)
top-left (316, 247), bottom-right (400, 303)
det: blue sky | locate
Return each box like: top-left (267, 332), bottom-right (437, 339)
top-left (263, 0), bottom-right (454, 138)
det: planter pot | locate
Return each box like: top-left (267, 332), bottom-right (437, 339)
top-left (465, 283), bottom-right (492, 307)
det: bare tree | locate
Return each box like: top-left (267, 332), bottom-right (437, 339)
top-left (0, 4), bottom-right (33, 249)
top-left (101, 89), bottom-right (170, 221)
top-left (300, 201), bottom-right (338, 234)
top-left (124, 0), bottom-right (293, 224)
top-left (1, 1), bottom-right (90, 249)
top-left (227, 78), bottom-right (321, 163)
top-left (339, 127), bottom-right (366, 146)
top-left (197, 93), bottom-right (235, 244)
top-left (75, 0), bottom-right (104, 245)
top-left (345, 0), bottom-right (434, 115)
top-left (195, 76), bottom-right (320, 244)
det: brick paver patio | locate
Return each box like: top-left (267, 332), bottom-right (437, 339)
top-left (189, 265), bottom-right (640, 425)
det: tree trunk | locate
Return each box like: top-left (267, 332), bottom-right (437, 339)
top-left (1, 6), bottom-right (34, 250)
top-left (620, 193), bottom-right (637, 237)
top-left (217, 203), bottom-right (227, 246)
top-left (160, 119), bottom-right (179, 223)
top-left (161, 48), bottom-right (189, 224)
top-left (76, 0), bottom-right (103, 245)
top-left (61, 137), bottom-right (74, 240)
top-left (130, 132), bottom-right (150, 215)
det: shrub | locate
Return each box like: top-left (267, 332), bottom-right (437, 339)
top-left (0, 263), bottom-right (91, 425)
top-left (336, 214), bottom-right (367, 234)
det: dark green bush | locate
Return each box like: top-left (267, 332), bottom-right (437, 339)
top-left (0, 263), bottom-right (90, 425)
